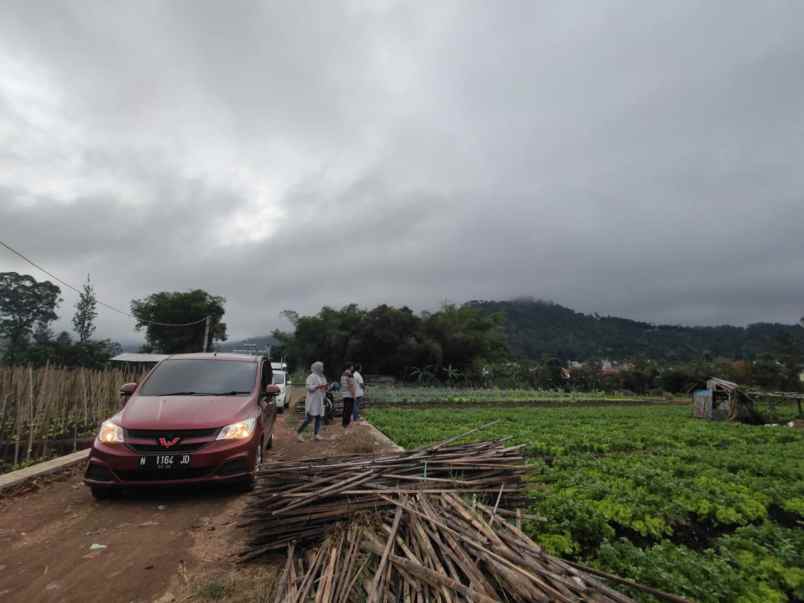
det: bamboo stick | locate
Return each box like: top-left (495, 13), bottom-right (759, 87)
top-left (368, 505), bottom-right (403, 603)
top-left (25, 365), bottom-right (34, 462)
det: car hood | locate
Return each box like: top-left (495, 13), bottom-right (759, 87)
top-left (119, 395), bottom-right (254, 430)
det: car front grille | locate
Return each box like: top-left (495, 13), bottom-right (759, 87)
top-left (125, 428), bottom-right (219, 439)
top-left (124, 427), bottom-right (219, 454)
top-left (114, 467), bottom-right (213, 482)
top-left (127, 442), bottom-right (207, 453)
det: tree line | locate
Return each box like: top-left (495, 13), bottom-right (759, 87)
top-left (473, 356), bottom-right (801, 394)
top-left (470, 298), bottom-right (804, 362)
top-left (272, 303), bottom-right (507, 382)
top-left (0, 272), bottom-right (228, 367)
top-left (2, 270), bottom-right (801, 394)
top-left (273, 301), bottom-right (802, 393)
top-left (0, 272), bottom-right (121, 368)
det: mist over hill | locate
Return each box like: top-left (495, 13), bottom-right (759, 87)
top-left (229, 299), bottom-right (803, 363)
top-left (467, 299), bottom-right (804, 362)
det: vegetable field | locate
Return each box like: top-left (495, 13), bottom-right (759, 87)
top-left (0, 366), bottom-right (142, 472)
top-left (368, 384), bottom-right (663, 405)
top-left (367, 404), bottom-right (804, 602)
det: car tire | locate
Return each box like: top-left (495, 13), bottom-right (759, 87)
top-left (236, 477), bottom-right (256, 493)
top-left (240, 442), bottom-right (261, 493)
top-left (237, 443), bottom-right (261, 494)
top-left (90, 486), bottom-right (119, 500)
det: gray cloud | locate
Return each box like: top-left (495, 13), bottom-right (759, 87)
top-left (1, 1), bottom-right (803, 344)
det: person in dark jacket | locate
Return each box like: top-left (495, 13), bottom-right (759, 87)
top-left (340, 363), bottom-right (356, 428)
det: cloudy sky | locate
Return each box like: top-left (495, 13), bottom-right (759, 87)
top-left (1, 1), bottom-right (803, 343)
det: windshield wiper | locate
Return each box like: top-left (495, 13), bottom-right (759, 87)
top-left (160, 391), bottom-right (204, 396)
top-left (210, 390), bottom-right (252, 396)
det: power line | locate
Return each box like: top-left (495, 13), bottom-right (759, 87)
top-left (0, 239), bottom-right (208, 328)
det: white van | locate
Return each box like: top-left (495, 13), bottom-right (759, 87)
top-left (271, 362), bottom-right (289, 411)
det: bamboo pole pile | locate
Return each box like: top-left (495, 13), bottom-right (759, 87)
top-left (267, 492), bottom-right (656, 603)
top-left (240, 438), bottom-right (528, 560)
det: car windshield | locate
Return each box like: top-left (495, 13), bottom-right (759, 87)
top-left (272, 373), bottom-right (286, 385)
top-left (139, 359), bottom-right (257, 396)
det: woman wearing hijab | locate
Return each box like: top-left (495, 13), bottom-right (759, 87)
top-left (297, 361), bottom-right (328, 442)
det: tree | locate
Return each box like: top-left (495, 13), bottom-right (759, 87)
top-left (356, 305), bottom-right (423, 375)
top-left (442, 364), bottom-right (464, 385)
top-left (33, 320), bottom-right (55, 345)
top-left (0, 272), bottom-right (62, 363)
top-left (22, 332), bottom-right (121, 369)
top-left (421, 303), bottom-right (507, 373)
top-left (273, 302), bottom-right (509, 381)
top-left (73, 274), bottom-right (98, 343)
top-left (130, 290), bottom-right (226, 354)
top-left (774, 333), bottom-right (801, 392)
top-left (280, 310), bottom-right (299, 327)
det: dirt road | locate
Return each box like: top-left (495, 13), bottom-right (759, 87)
top-left (0, 398), bottom-right (394, 603)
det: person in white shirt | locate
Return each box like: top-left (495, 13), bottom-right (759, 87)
top-left (297, 361), bottom-right (328, 442)
top-left (352, 363), bottom-right (365, 424)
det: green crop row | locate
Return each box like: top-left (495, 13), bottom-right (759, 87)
top-left (366, 405), bottom-right (804, 602)
top-left (367, 385), bottom-right (659, 404)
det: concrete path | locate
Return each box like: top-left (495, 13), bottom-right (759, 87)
top-left (0, 449), bottom-right (89, 493)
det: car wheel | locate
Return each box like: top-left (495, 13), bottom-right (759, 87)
top-left (236, 437), bottom-right (265, 494)
top-left (90, 486), bottom-right (119, 500)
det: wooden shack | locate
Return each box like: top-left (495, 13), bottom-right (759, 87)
top-left (691, 377), bottom-right (758, 422)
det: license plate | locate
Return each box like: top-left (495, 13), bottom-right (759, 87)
top-left (139, 454), bottom-right (192, 469)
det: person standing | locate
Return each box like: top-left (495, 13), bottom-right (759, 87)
top-left (297, 361), bottom-right (328, 442)
top-left (340, 363), bottom-right (356, 428)
top-left (352, 363), bottom-right (365, 424)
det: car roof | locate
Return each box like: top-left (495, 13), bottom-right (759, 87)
top-left (164, 353), bottom-right (261, 363)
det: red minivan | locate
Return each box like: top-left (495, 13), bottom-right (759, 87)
top-left (84, 353), bottom-right (278, 499)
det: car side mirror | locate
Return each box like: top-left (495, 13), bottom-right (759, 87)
top-left (266, 384), bottom-right (281, 397)
top-left (119, 382), bottom-right (137, 407)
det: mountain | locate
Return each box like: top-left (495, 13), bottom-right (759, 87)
top-left (215, 335), bottom-right (278, 354)
top-left (117, 339), bottom-right (145, 353)
top-left (467, 298), bottom-right (804, 362)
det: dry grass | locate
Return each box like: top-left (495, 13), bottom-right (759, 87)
top-left (185, 566), bottom-right (278, 602)
top-left (341, 429), bottom-right (379, 453)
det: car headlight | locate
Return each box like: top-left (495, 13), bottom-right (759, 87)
top-left (216, 417), bottom-right (257, 441)
top-left (98, 420), bottom-right (124, 444)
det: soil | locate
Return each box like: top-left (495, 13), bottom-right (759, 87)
top-left (0, 389), bottom-right (397, 603)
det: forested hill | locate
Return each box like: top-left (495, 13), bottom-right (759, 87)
top-left (217, 335), bottom-right (278, 353)
top-left (467, 299), bottom-right (804, 361)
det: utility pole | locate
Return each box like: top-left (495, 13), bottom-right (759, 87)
top-left (202, 316), bottom-right (210, 352)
